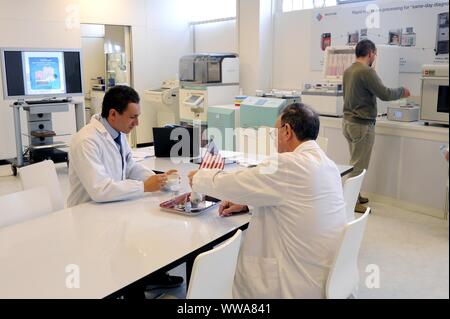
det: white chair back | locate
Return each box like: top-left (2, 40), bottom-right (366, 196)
top-left (18, 160), bottom-right (64, 212)
top-left (187, 230), bottom-right (242, 299)
top-left (0, 187), bottom-right (53, 228)
top-left (343, 169), bottom-right (366, 222)
top-left (326, 207), bottom-right (371, 299)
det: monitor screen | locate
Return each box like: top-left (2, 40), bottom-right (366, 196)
top-left (23, 51), bottom-right (66, 96)
top-left (186, 95), bottom-right (201, 103)
top-left (1, 48), bottom-right (83, 100)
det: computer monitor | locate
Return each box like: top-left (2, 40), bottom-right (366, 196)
top-left (153, 126), bottom-right (201, 158)
top-left (1, 48), bottom-right (83, 100)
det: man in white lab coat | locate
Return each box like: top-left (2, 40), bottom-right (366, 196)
top-left (67, 85), bottom-right (176, 207)
top-left (188, 103), bottom-right (347, 299)
top-left (68, 86), bottom-right (183, 296)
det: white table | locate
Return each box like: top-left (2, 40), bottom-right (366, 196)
top-left (0, 158), bottom-right (352, 299)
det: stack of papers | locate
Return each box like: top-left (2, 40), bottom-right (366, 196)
top-left (132, 147), bottom-right (155, 162)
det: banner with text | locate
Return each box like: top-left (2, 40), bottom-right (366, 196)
top-left (310, 0), bottom-right (449, 73)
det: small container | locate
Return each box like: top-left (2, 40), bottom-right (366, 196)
top-left (234, 95), bottom-right (247, 107)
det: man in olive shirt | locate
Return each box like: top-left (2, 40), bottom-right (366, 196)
top-left (342, 40), bottom-right (410, 212)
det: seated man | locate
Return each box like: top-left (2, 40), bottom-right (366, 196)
top-left (67, 85), bottom-right (182, 295)
top-left (67, 85), bottom-right (176, 206)
top-left (189, 103), bottom-right (347, 298)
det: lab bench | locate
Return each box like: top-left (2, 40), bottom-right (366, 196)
top-left (318, 116), bottom-right (449, 219)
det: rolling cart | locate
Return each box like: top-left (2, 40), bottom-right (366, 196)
top-left (7, 99), bottom-right (85, 176)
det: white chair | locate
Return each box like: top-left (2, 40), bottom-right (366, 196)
top-left (0, 187), bottom-right (53, 228)
top-left (326, 207), bottom-right (371, 299)
top-left (18, 160), bottom-right (64, 212)
top-left (343, 169), bottom-right (367, 222)
top-left (187, 229), bottom-right (242, 299)
top-left (317, 136), bottom-right (329, 154)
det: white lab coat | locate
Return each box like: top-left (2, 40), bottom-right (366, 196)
top-left (67, 115), bottom-right (154, 207)
top-left (192, 141), bottom-right (347, 299)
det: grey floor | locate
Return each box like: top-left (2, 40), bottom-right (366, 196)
top-left (0, 163), bottom-right (448, 299)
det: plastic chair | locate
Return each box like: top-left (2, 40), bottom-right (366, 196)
top-left (317, 136), bottom-right (329, 153)
top-left (0, 187), bottom-right (53, 228)
top-left (343, 169), bottom-right (367, 222)
top-left (18, 160), bottom-right (64, 212)
top-left (326, 207), bottom-right (371, 299)
top-left (187, 229), bottom-right (242, 299)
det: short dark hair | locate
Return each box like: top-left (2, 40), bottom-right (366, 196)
top-left (280, 103), bottom-right (320, 142)
top-left (355, 39), bottom-right (377, 58)
top-left (101, 85), bottom-right (140, 118)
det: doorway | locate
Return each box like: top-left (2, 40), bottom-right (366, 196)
top-left (80, 24), bottom-right (136, 146)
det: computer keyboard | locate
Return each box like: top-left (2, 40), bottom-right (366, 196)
top-left (25, 99), bottom-right (71, 105)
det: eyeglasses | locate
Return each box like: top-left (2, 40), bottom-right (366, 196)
top-left (269, 124), bottom-right (286, 140)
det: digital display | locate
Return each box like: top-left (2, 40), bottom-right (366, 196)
top-left (1, 49), bottom-right (83, 99)
top-left (394, 111), bottom-right (402, 119)
top-left (255, 99), bottom-right (267, 106)
top-left (186, 95), bottom-right (201, 103)
top-left (23, 51), bottom-right (66, 96)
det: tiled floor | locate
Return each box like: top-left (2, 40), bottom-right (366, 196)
top-left (0, 163), bottom-right (448, 299)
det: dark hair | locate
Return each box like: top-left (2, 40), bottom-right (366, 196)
top-left (101, 85), bottom-right (140, 118)
top-left (280, 103), bottom-right (320, 142)
top-left (355, 39), bottom-right (377, 58)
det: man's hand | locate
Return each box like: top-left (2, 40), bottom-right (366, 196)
top-left (188, 170), bottom-right (198, 188)
top-left (166, 169), bottom-right (178, 177)
top-left (144, 170), bottom-right (178, 192)
top-left (402, 87), bottom-right (411, 98)
top-left (219, 201), bottom-right (248, 217)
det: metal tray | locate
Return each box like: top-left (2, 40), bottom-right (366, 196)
top-left (159, 193), bottom-right (221, 216)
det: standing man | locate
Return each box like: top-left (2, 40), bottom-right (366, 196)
top-left (189, 104), bottom-right (347, 298)
top-left (342, 39), bottom-right (410, 213)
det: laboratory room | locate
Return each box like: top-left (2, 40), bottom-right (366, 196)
top-left (0, 0), bottom-right (448, 304)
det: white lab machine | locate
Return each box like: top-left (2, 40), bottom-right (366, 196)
top-left (179, 85), bottom-right (240, 124)
top-left (301, 82), bottom-right (345, 117)
top-left (144, 80), bottom-right (180, 126)
top-left (179, 53), bottom-right (239, 85)
top-left (255, 89), bottom-right (301, 106)
top-left (387, 101), bottom-right (420, 122)
top-left (420, 64), bottom-right (449, 125)
top-left (302, 45), bottom-right (400, 117)
top-left (179, 53), bottom-right (240, 124)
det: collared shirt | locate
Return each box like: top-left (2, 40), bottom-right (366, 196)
top-left (100, 116), bottom-right (120, 142)
top-left (100, 116), bottom-right (123, 166)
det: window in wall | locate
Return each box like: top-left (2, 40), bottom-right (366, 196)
top-left (282, 0), bottom-right (337, 12)
top-left (188, 0), bottom-right (236, 23)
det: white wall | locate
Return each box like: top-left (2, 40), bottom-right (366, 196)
top-left (81, 37), bottom-right (105, 100)
top-left (238, 0), bottom-right (275, 95)
top-left (80, 0), bottom-right (193, 144)
top-left (0, 0), bottom-right (82, 160)
top-left (194, 20), bottom-right (238, 53)
top-left (0, 0), bottom-right (193, 159)
top-left (238, 0), bottom-right (261, 95)
top-left (272, 6), bottom-right (423, 94)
